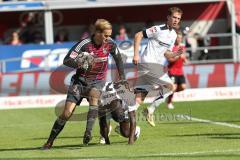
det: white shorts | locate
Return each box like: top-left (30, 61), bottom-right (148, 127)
top-left (128, 63), bottom-right (174, 112)
top-left (135, 63), bottom-right (173, 91)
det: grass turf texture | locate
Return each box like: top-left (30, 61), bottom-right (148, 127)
top-left (0, 99), bottom-right (240, 160)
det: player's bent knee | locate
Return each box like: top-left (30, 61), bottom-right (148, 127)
top-left (89, 88), bottom-right (101, 97)
top-left (173, 84), bottom-right (178, 92)
top-left (60, 110), bottom-right (72, 120)
top-left (165, 83), bottom-right (175, 92)
top-left (177, 84), bottom-right (186, 92)
top-left (89, 88), bottom-right (101, 105)
top-left (60, 101), bottom-right (76, 120)
top-left (181, 84), bottom-right (186, 90)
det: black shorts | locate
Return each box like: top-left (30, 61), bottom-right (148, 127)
top-left (66, 74), bottom-right (104, 104)
top-left (169, 74), bottom-right (186, 85)
top-left (98, 99), bottom-right (129, 123)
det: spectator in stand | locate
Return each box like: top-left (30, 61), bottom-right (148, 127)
top-left (32, 30), bottom-right (45, 44)
top-left (167, 31), bottom-right (188, 109)
top-left (19, 12), bottom-right (38, 44)
top-left (0, 24), bottom-right (8, 43)
top-left (115, 25), bottom-right (129, 41)
top-left (55, 29), bottom-right (69, 43)
top-left (9, 31), bottom-right (22, 45)
top-left (195, 33), bottom-right (209, 60)
top-left (176, 25), bottom-right (193, 60)
top-left (183, 27), bottom-right (193, 60)
top-left (80, 23), bottom-right (95, 40)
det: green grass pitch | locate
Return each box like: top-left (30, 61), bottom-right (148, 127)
top-left (0, 99), bottom-right (240, 160)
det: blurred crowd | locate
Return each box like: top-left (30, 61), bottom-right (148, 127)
top-left (0, 12), bottom-right (45, 45)
top-left (0, 10), bottom-right (227, 61)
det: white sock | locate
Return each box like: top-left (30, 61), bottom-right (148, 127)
top-left (128, 103), bottom-right (140, 112)
top-left (148, 97), bottom-right (164, 114)
top-left (148, 91), bottom-right (173, 114)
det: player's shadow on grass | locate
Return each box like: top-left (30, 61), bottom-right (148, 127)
top-left (0, 143), bottom-right (100, 152)
top-left (0, 147), bottom-right (42, 152)
top-left (0, 144), bottom-right (84, 152)
top-left (32, 136), bottom-right (84, 140)
top-left (32, 134), bottom-right (121, 141)
top-left (170, 133), bottom-right (240, 139)
top-left (0, 140), bottom-right (127, 153)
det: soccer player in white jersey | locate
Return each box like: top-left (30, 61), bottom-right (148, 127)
top-left (131, 7), bottom-right (183, 126)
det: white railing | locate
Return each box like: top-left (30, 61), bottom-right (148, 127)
top-left (184, 33), bottom-right (239, 63)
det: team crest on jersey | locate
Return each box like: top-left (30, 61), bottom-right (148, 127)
top-left (70, 51), bottom-right (78, 59)
top-left (103, 47), bottom-right (108, 54)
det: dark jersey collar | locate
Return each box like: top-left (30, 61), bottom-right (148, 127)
top-left (163, 23), bottom-right (173, 31)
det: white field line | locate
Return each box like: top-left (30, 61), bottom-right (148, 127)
top-left (76, 149), bottom-right (240, 160)
top-left (136, 149), bottom-right (240, 157)
top-left (142, 149), bottom-right (240, 156)
top-left (182, 115), bottom-right (240, 129)
top-left (3, 149), bottom-right (239, 160)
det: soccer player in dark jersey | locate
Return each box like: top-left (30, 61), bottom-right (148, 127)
top-left (98, 79), bottom-right (140, 145)
top-left (167, 31), bottom-right (188, 109)
top-left (42, 19), bottom-right (127, 149)
top-left (98, 99), bottom-right (140, 145)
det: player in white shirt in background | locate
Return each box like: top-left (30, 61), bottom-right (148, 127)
top-left (131, 7), bottom-right (183, 126)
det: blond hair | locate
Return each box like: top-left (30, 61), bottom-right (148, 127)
top-left (168, 7), bottom-right (183, 16)
top-left (94, 19), bottom-right (112, 33)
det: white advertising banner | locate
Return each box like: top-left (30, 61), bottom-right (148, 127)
top-left (0, 87), bottom-right (239, 110)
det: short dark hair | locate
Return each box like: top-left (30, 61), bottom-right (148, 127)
top-left (168, 7), bottom-right (183, 16)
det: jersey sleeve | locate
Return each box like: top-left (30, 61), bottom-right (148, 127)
top-left (110, 43), bottom-right (126, 80)
top-left (63, 41), bottom-right (85, 68)
top-left (143, 25), bottom-right (161, 39)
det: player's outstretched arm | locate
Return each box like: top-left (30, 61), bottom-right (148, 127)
top-left (133, 31), bottom-right (143, 65)
top-left (98, 111), bottom-right (110, 144)
top-left (164, 47), bottom-right (183, 60)
top-left (128, 110), bottom-right (136, 144)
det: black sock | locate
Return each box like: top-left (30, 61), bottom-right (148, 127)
top-left (46, 118), bottom-right (66, 143)
top-left (85, 105), bottom-right (98, 135)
